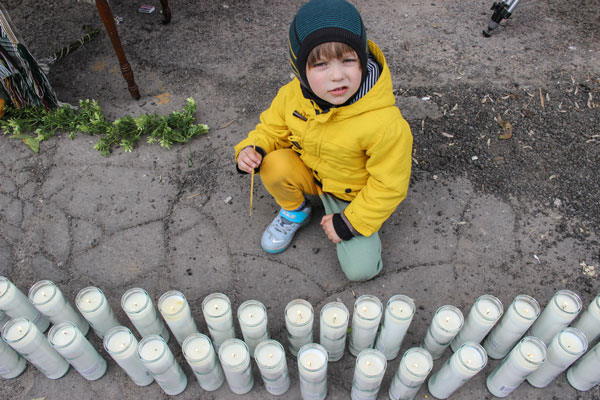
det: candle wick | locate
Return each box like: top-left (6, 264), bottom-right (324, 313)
top-left (362, 306), bottom-right (367, 312)
top-left (86, 299), bottom-right (91, 303)
top-left (466, 359), bottom-right (471, 364)
top-left (485, 309), bottom-right (490, 315)
top-left (133, 302), bottom-right (138, 307)
top-left (366, 361), bottom-right (371, 367)
top-left (524, 308), bottom-right (529, 313)
top-left (527, 353), bottom-right (533, 358)
top-left (308, 361), bottom-right (312, 367)
top-left (232, 353), bottom-right (236, 358)
top-left (333, 314), bottom-right (337, 322)
top-left (18, 327), bottom-right (22, 333)
top-left (249, 313), bottom-right (254, 318)
top-left (170, 306), bottom-right (175, 311)
top-left (414, 363), bottom-right (418, 368)
top-left (195, 348), bottom-right (200, 353)
top-left (269, 353), bottom-right (273, 358)
top-left (562, 302), bottom-right (568, 310)
top-left (445, 317), bottom-right (450, 323)
top-left (63, 331), bottom-right (68, 335)
top-left (120, 343), bottom-right (125, 348)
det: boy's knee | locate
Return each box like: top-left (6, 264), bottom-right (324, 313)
top-left (340, 257), bottom-right (382, 282)
top-left (260, 150), bottom-right (296, 184)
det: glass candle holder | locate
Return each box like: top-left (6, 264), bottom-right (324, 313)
top-left (255, 339), bottom-right (290, 396)
top-left (137, 334), bottom-right (188, 395)
top-left (483, 294), bottom-right (540, 359)
top-left (428, 342), bottom-right (487, 399)
top-left (0, 277), bottom-right (49, 332)
top-left (351, 349), bottom-right (387, 400)
top-left (486, 336), bottom-right (547, 397)
top-left (76, 286), bottom-right (120, 339)
top-left (375, 295), bottom-right (415, 360)
top-left (298, 343), bottom-right (328, 400)
top-left (2, 316), bottom-right (69, 379)
top-left (48, 321), bottom-right (107, 381)
top-left (451, 294), bottom-right (503, 351)
top-left (319, 302), bottom-right (349, 362)
top-left (528, 289), bottom-right (582, 345)
top-left (285, 299), bottom-right (314, 357)
top-left (237, 300), bottom-right (268, 357)
top-left (567, 340), bottom-right (600, 391)
top-left (182, 333), bottom-right (225, 392)
top-left (158, 290), bottom-right (199, 345)
top-left (202, 293), bottom-right (235, 350)
top-left (388, 347), bottom-right (433, 400)
top-left (572, 294), bottom-right (600, 344)
top-left (121, 288), bottom-right (169, 340)
top-left (422, 305), bottom-right (464, 360)
top-left (218, 338), bottom-right (254, 394)
top-left (104, 326), bottom-right (154, 386)
top-left (29, 280), bottom-right (89, 335)
top-left (0, 334), bottom-right (27, 379)
top-left (349, 295), bottom-right (383, 357)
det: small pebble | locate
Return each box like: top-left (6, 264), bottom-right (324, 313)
top-left (224, 196), bottom-right (232, 204)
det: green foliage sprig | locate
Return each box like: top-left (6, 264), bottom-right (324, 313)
top-left (0, 98), bottom-right (208, 156)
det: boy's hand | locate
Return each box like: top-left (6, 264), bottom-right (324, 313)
top-left (237, 146), bottom-right (263, 174)
top-left (321, 214), bottom-right (342, 243)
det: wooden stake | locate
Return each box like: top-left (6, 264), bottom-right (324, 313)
top-left (539, 88), bottom-right (545, 111)
top-left (249, 143), bottom-right (256, 217)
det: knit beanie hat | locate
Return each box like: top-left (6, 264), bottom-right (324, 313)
top-left (289, 0), bottom-right (368, 87)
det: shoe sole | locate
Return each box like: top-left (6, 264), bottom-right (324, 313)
top-left (261, 214), bottom-right (311, 254)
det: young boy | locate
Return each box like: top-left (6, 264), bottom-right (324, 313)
top-left (235, 0), bottom-right (412, 281)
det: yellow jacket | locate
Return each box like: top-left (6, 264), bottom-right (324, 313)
top-left (235, 41), bottom-right (412, 236)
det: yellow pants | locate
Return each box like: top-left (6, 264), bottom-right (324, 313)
top-left (259, 149), bottom-right (382, 281)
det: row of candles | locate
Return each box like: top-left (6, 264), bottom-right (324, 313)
top-left (0, 275), bottom-right (599, 399)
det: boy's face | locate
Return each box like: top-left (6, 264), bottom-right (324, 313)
top-left (305, 50), bottom-right (362, 105)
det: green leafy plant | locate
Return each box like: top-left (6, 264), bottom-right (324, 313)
top-left (0, 98), bottom-right (208, 156)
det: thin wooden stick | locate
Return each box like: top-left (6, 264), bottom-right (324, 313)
top-left (249, 143), bottom-right (256, 217)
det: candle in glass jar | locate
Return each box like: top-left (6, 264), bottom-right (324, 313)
top-left (29, 280), bottom-right (89, 335)
top-left (0, 333), bottom-right (27, 379)
top-left (388, 347), bottom-right (433, 400)
top-left (158, 290), bottom-right (199, 345)
top-left (218, 338), bottom-right (254, 394)
top-left (319, 302), bottom-right (349, 362)
top-left (237, 300), bottom-right (268, 357)
top-left (298, 343), bottom-right (328, 400)
top-left (528, 290), bottom-right (582, 345)
top-left (104, 326), bottom-right (154, 386)
top-left (48, 321), bottom-right (107, 381)
top-left (422, 305), bottom-right (464, 360)
top-left (527, 327), bottom-right (587, 387)
top-left (121, 288), bottom-right (169, 340)
top-left (351, 349), bottom-right (387, 400)
top-left (483, 294), bottom-right (540, 359)
top-left (285, 299), bottom-right (314, 357)
top-left (567, 340), bottom-right (600, 391)
top-left (572, 294), bottom-right (600, 344)
top-left (182, 333), bottom-right (225, 392)
top-left (2, 316), bottom-right (69, 379)
top-left (137, 334), bottom-right (188, 395)
top-left (375, 295), bottom-right (415, 360)
top-left (428, 342), bottom-right (487, 399)
top-left (0, 277), bottom-right (49, 332)
top-left (349, 295), bottom-right (383, 356)
top-left (75, 287), bottom-right (120, 339)
top-left (486, 336), bottom-right (547, 397)
top-left (451, 294), bottom-right (503, 351)
top-left (254, 339), bottom-right (290, 396)
top-left (202, 293), bottom-right (235, 350)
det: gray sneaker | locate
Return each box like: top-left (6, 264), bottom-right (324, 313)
top-left (261, 205), bottom-right (312, 253)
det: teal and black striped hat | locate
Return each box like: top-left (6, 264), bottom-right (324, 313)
top-left (289, 0), bottom-right (368, 86)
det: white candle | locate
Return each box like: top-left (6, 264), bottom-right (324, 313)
top-left (486, 336), bottom-right (547, 397)
top-left (529, 289), bottom-right (582, 345)
top-left (428, 342), bottom-right (487, 399)
top-left (75, 287), bottom-right (120, 339)
top-left (0, 277), bottom-right (49, 332)
top-left (254, 339), bottom-right (290, 395)
top-left (527, 327), bottom-right (588, 387)
top-left (218, 338), bottom-right (254, 394)
top-left (422, 305), bottom-right (464, 360)
top-left (202, 293), bottom-right (235, 350)
top-left (388, 347), bottom-right (433, 400)
top-left (319, 302), bottom-right (349, 362)
top-left (0, 310), bottom-right (10, 329)
top-left (0, 333), bottom-right (27, 379)
top-left (375, 295), bottom-right (415, 360)
top-left (349, 295), bottom-right (383, 357)
top-left (298, 343), bottom-right (328, 400)
top-left (285, 299), bottom-right (314, 357)
top-left (28, 280), bottom-right (89, 335)
top-left (158, 290), bottom-right (199, 345)
top-left (351, 349), bottom-right (387, 400)
top-left (572, 294), bottom-right (600, 344)
top-left (121, 288), bottom-right (169, 340)
top-left (48, 321), bottom-right (107, 381)
top-left (567, 340), bottom-right (600, 391)
top-left (1, 316), bottom-right (69, 379)
top-left (104, 326), bottom-right (154, 386)
top-left (451, 294), bottom-right (503, 351)
top-left (237, 300), bottom-right (269, 357)
top-left (182, 333), bottom-right (225, 392)
top-left (137, 334), bottom-right (188, 395)
top-left (483, 294), bottom-right (540, 359)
